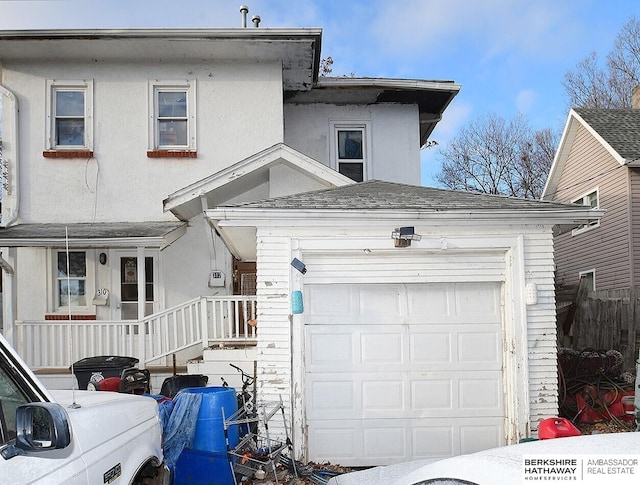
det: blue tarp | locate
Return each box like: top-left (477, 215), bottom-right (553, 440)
top-left (158, 391), bottom-right (203, 472)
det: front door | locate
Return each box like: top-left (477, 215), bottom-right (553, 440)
top-left (115, 253), bottom-right (156, 320)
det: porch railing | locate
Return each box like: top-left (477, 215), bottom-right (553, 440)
top-left (14, 295), bottom-right (258, 370)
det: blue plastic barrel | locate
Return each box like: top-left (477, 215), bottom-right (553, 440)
top-left (174, 449), bottom-right (233, 485)
top-left (182, 386), bottom-right (239, 452)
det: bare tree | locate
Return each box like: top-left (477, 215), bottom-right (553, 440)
top-left (320, 57), bottom-right (333, 76)
top-left (435, 113), bottom-right (557, 199)
top-left (563, 16), bottom-right (640, 108)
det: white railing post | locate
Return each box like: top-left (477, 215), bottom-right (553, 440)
top-left (138, 321), bottom-right (146, 368)
top-left (200, 297), bottom-right (209, 350)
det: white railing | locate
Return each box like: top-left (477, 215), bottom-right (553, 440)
top-left (14, 295), bottom-right (258, 370)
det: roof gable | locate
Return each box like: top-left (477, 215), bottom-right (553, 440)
top-left (543, 108), bottom-right (640, 200)
top-left (164, 143), bottom-right (353, 220)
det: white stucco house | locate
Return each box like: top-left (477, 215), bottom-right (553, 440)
top-left (0, 25), bottom-right (603, 466)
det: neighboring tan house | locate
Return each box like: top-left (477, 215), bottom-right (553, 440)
top-left (542, 106), bottom-right (640, 363)
top-left (0, 26), bottom-right (602, 466)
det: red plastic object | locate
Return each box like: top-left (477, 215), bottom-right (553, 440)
top-left (538, 417), bottom-right (581, 439)
top-left (575, 387), bottom-right (635, 423)
top-left (96, 376), bottom-right (122, 392)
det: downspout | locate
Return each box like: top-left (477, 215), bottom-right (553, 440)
top-left (0, 83), bottom-right (20, 227)
top-left (0, 83), bottom-right (19, 344)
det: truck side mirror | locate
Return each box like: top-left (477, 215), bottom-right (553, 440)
top-left (15, 402), bottom-right (71, 452)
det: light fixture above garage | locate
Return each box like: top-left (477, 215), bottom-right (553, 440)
top-left (391, 226), bottom-right (421, 247)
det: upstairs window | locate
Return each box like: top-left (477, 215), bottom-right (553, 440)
top-left (331, 122), bottom-right (370, 182)
top-left (572, 188), bottom-right (600, 235)
top-left (45, 80), bottom-right (93, 153)
top-left (148, 81), bottom-right (196, 156)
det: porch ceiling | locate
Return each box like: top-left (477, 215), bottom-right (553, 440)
top-left (0, 221), bottom-right (187, 249)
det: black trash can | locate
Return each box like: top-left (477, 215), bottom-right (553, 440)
top-left (71, 355), bottom-right (139, 390)
top-left (160, 374), bottom-right (209, 398)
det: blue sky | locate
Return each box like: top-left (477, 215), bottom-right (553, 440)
top-left (0, 0), bottom-right (638, 186)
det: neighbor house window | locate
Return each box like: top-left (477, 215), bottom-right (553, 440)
top-left (579, 269), bottom-right (596, 292)
top-left (45, 80), bottom-right (93, 152)
top-left (57, 251), bottom-right (87, 307)
top-left (148, 80), bottom-right (196, 156)
top-left (331, 122), bottom-right (371, 182)
top-left (571, 188), bottom-right (600, 235)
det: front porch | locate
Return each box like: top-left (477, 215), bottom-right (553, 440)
top-left (13, 295), bottom-right (258, 376)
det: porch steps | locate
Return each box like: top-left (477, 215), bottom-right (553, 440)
top-left (187, 345), bottom-right (258, 391)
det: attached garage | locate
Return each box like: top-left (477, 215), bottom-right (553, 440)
top-left (206, 180), bottom-right (604, 466)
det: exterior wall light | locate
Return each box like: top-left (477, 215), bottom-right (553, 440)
top-left (391, 227), bottom-right (421, 247)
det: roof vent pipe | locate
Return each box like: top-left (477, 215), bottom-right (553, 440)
top-left (252, 15), bottom-right (261, 28)
top-left (240, 5), bottom-right (249, 28)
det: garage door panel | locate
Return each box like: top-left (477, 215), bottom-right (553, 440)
top-left (363, 427), bottom-right (407, 459)
top-left (460, 423), bottom-right (504, 454)
top-left (309, 379), bottom-right (356, 415)
top-left (307, 325), bottom-right (501, 373)
top-left (453, 283), bottom-right (501, 319)
top-left (362, 379), bottom-right (404, 411)
top-left (307, 372), bottom-right (503, 420)
top-left (411, 379), bottom-right (453, 410)
top-left (307, 284), bottom-right (405, 325)
top-left (361, 332), bottom-right (403, 364)
top-left (406, 282), bottom-right (501, 324)
top-left (309, 417), bottom-right (505, 466)
top-left (459, 374), bottom-right (504, 414)
top-left (307, 331), bottom-right (353, 368)
top-left (410, 332), bottom-right (451, 363)
top-left (457, 329), bottom-right (501, 366)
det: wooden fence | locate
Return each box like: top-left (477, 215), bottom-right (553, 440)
top-left (561, 279), bottom-right (640, 370)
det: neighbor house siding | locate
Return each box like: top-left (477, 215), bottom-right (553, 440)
top-left (553, 125), bottom-right (630, 290)
top-left (630, 167), bottom-right (640, 286)
top-left (524, 230), bottom-right (559, 432)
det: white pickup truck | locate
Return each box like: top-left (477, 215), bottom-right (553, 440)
top-left (0, 333), bottom-right (167, 484)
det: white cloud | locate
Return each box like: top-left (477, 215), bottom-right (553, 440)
top-left (366, 0), bottom-right (582, 66)
top-left (516, 89), bottom-right (537, 115)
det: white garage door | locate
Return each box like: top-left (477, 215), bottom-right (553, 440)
top-left (304, 281), bottom-right (505, 466)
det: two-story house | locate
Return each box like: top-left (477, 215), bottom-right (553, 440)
top-left (542, 98), bottom-right (640, 366)
top-left (0, 27), bottom-right (602, 466)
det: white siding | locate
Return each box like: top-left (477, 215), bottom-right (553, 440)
top-left (524, 231), bottom-right (559, 431)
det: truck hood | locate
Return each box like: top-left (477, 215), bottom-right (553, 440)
top-left (50, 390), bottom-right (161, 448)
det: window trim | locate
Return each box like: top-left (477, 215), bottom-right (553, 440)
top-left (51, 249), bottom-right (95, 314)
top-left (45, 79), bottom-right (93, 154)
top-left (148, 80), bottom-right (197, 156)
top-left (579, 269), bottom-right (596, 291)
top-left (329, 120), bottom-right (371, 182)
top-left (571, 188), bottom-right (600, 236)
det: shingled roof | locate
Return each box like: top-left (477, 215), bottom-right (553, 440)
top-left (574, 108), bottom-right (640, 161)
top-left (223, 180), bottom-right (588, 212)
